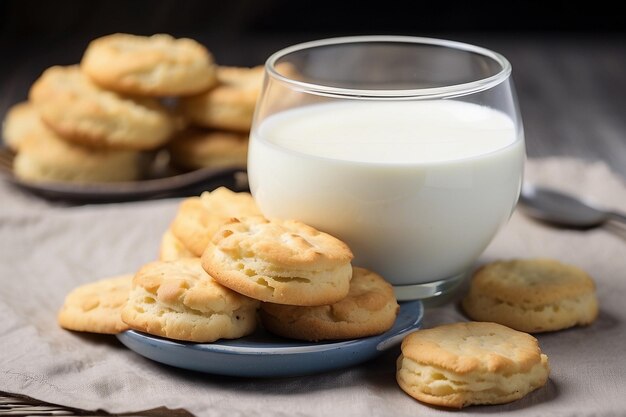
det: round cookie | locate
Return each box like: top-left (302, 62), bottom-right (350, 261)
top-left (2, 101), bottom-right (47, 152)
top-left (121, 258), bottom-right (259, 343)
top-left (58, 274), bottom-right (132, 334)
top-left (29, 65), bottom-right (175, 150)
top-left (170, 187), bottom-right (262, 256)
top-left (396, 321), bottom-right (550, 409)
top-left (462, 258), bottom-right (598, 333)
top-left (201, 216), bottom-right (354, 306)
top-left (180, 65), bottom-right (264, 132)
top-left (260, 267), bottom-right (399, 341)
top-left (168, 128), bottom-right (248, 170)
top-left (14, 128), bottom-right (141, 183)
top-left (81, 33), bottom-right (217, 96)
top-left (159, 227), bottom-right (196, 261)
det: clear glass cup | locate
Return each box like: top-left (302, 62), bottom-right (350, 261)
top-left (248, 36), bottom-right (525, 300)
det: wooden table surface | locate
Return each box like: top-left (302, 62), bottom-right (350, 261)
top-left (1, 33), bottom-right (625, 416)
top-left (2, 34), bottom-right (625, 178)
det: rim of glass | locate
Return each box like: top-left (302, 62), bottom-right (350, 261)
top-left (266, 35), bottom-right (512, 99)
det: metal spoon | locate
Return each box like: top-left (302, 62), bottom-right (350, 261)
top-left (519, 184), bottom-right (626, 229)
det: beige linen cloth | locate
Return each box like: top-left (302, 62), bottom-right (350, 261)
top-left (1, 158), bottom-right (625, 416)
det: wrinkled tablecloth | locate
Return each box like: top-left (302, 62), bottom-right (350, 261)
top-left (1, 158), bottom-right (625, 417)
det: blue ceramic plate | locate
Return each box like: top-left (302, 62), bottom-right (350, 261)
top-left (117, 300), bottom-right (423, 377)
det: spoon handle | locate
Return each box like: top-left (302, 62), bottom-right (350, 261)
top-left (608, 211), bottom-right (626, 225)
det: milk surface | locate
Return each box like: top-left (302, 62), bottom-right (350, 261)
top-left (259, 100), bottom-right (517, 164)
top-left (248, 100), bottom-right (524, 285)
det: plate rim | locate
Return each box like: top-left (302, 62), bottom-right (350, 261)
top-left (0, 146), bottom-right (245, 200)
top-left (117, 300), bottom-right (423, 356)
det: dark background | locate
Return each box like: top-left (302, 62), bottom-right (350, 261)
top-left (1, 0), bottom-right (623, 68)
top-left (1, 0), bottom-right (625, 175)
top-left (1, 0), bottom-right (624, 39)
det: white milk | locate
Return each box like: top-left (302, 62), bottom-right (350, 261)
top-left (248, 100), bottom-right (524, 285)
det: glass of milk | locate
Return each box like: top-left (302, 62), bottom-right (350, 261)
top-left (248, 36), bottom-right (525, 300)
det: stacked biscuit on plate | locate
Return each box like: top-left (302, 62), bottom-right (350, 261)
top-left (169, 66), bottom-right (262, 171)
top-left (2, 33), bottom-right (259, 183)
top-left (59, 187), bottom-right (401, 343)
top-left (58, 187), bottom-right (602, 408)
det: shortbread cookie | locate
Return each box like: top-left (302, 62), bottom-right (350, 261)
top-left (180, 65), bottom-right (264, 132)
top-left (168, 128), bottom-right (248, 170)
top-left (14, 128), bottom-right (141, 183)
top-left (260, 267), bottom-right (398, 341)
top-left (202, 216), bottom-right (354, 306)
top-left (462, 259), bottom-right (598, 333)
top-left (58, 274), bottom-right (132, 334)
top-left (397, 321), bottom-right (550, 409)
top-left (159, 227), bottom-right (196, 261)
top-left (29, 65), bottom-right (174, 150)
top-left (121, 258), bottom-right (259, 342)
top-left (81, 33), bottom-right (217, 96)
top-left (170, 187), bottom-right (262, 256)
top-left (2, 101), bottom-right (47, 152)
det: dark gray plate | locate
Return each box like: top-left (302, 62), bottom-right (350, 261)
top-left (0, 147), bottom-right (247, 202)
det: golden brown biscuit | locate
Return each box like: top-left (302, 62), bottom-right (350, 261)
top-left (121, 258), bottom-right (259, 343)
top-left (168, 128), bottom-right (248, 170)
top-left (81, 33), bottom-right (217, 96)
top-left (29, 65), bottom-right (174, 150)
top-left (260, 267), bottom-right (398, 341)
top-left (396, 321), bottom-right (550, 408)
top-left (180, 65), bottom-right (264, 132)
top-left (58, 274), bottom-right (132, 334)
top-left (202, 216), bottom-right (354, 306)
top-left (14, 127), bottom-right (141, 183)
top-left (2, 101), bottom-right (47, 152)
top-left (170, 187), bottom-right (262, 256)
top-left (159, 227), bottom-right (196, 261)
top-left (462, 259), bottom-right (598, 333)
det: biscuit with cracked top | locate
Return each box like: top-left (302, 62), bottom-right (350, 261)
top-left (260, 267), bottom-right (398, 341)
top-left (170, 187), bottom-right (262, 256)
top-left (58, 274), bottom-right (132, 334)
top-left (121, 258), bottom-right (259, 343)
top-left (180, 65), bottom-right (263, 132)
top-left (81, 33), bottom-right (217, 96)
top-left (462, 258), bottom-right (598, 333)
top-left (14, 127), bottom-right (141, 183)
top-left (168, 128), bottom-right (248, 170)
top-left (201, 216), bottom-right (354, 306)
top-left (29, 65), bottom-right (174, 150)
top-left (396, 321), bottom-right (550, 408)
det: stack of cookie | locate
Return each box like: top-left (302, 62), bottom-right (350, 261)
top-left (2, 33), bottom-right (260, 183)
top-left (3, 84), bottom-right (156, 183)
top-left (168, 66), bottom-right (264, 171)
top-left (56, 186), bottom-right (601, 408)
top-left (58, 187), bottom-right (401, 343)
